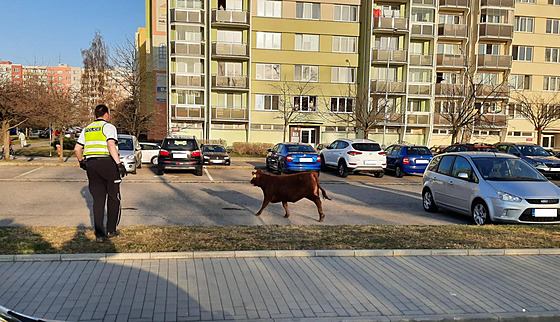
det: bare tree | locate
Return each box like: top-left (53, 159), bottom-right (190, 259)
top-left (81, 31), bottom-right (114, 114)
top-left (510, 91), bottom-right (560, 145)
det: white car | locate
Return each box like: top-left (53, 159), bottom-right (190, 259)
top-left (320, 138), bottom-right (386, 178)
top-left (140, 142), bottom-right (161, 165)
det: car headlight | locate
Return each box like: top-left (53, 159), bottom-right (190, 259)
top-left (497, 191), bottom-right (522, 202)
top-left (224, 156), bottom-right (230, 159)
top-left (126, 155), bottom-right (135, 160)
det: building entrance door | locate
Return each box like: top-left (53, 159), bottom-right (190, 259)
top-left (300, 128), bottom-right (317, 146)
top-left (542, 134), bottom-right (555, 149)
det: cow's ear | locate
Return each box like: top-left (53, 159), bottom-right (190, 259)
top-left (252, 173), bottom-right (257, 178)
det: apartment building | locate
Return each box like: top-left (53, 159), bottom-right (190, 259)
top-left (0, 61), bottom-right (24, 85)
top-left (143, 0), bottom-right (560, 148)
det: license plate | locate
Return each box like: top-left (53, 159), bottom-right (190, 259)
top-left (211, 160), bottom-right (223, 164)
top-left (549, 168), bottom-right (560, 171)
top-left (415, 159), bottom-right (429, 164)
top-left (299, 158), bottom-right (313, 162)
top-left (364, 160), bottom-right (377, 165)
top-left (533, 209), bottom-right (557, 217)
top-left (173, 153), bottom-right (189, 159)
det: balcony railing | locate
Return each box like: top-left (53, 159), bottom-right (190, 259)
top-left (172, 105), bottom-right (204, 120)
top-left (212, 75), bottom-right (249, 89)
top-left (212, 42), bottom-right (249, 58)
top-left (407, 112), bottom-right (431, 126)
top-left (475, 114), bottom-right (507, 127)
top-left (172, 74), bottom-right (205, 88)
top-left (476, 84), bottom-right (510, 98)
top-left (479, 23), bottom-right (513, 39)
top-left (371, 49), bottom-right (408, 63)
top-left (373, 17), bottom-right (408, 31)
top-left (370, 80), bottom-right (406, 94)
top-left (409, 54), bottom-right (433, 66)
top-left (477, 54), bottom-right (512, 69)
top-left (408, 83), bottom-right (432, 96)
top-left (435, 83), bottom-right (464, 96)
top-left (411, 23), bottom-right (435, 37)
top-left (481, 0), bottom-right (514, 8)
top-left (412, 0), bottom-right (435, 6)
top-left (436, 54), bottom-right (465, 68)
top-left (438, 24), bottom-right (467, 38)
top-left (171, 42), bottom-right (204, 57)
top-left (439, 0), bottom-right (468, 8)
top-left (170, 9), bottom-right (205, 24)
top-left (211, 9), bottom-right (249, 26)
top-left (211, 107), bottom-right (248, 121)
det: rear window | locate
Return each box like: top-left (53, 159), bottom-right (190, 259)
top-left (286, 145), bottom-right (316, 153)
top-left (204, 145), bottom-right (226, 153)
top-left (118, 138), bottom-right (134, 150)
top-left (163, 139), bottom-right (197, 151)
top-left (352, 143), bottom-right (381, 151)
top-left (407, 147), bottom-right (431, 155)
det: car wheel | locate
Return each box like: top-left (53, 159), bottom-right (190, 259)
top-left (195, 167), bottom-right (203, 176)
top-left (337, 161), bottom-right (348, 178)
top-left (395, 165), bottom-right (403, 178)
top-left (472, 201), bottom-right (490, 226)
top-left (374, 171), bottom-right (384, 178)
top-left (151, 156), bottom-right (158, 165)
top-left (422, 189), bottom-right (438, 212)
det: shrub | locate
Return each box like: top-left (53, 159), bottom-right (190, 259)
top-left (232, 142), bottom-right (272, 156)
top-left (51, 138), bottom-right (77, 150)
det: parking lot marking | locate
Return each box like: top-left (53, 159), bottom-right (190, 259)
top-left (14, 166), bottom-right (43, 178)
top-left (204, 168), bottom-right (214, 181)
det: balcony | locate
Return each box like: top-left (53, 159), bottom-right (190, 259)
top-left (439, 0), bottom-right (468, 9)
top-left (435, 83), bottom-right (464, 97)
top-left (371, 49), bottom-right (408, 64)
top-left (436, 54), bottom-right (465, 68)
top-left (476, 84), bottom-right (510, 99)
top-left (211, 42), bottom-right (249, 59)
top-left (172, 74), bottom-right (205, 88)
top-left (170, 9), bottom-right (205, 24)
top-left (171, 42), bottom-right (204, 57)
top-left (411, 23), bottom-right (435, 38)
top-left (477, 54), bottom-right (512, 69)
top-left (211, 9), bottom-right (249, 27)
top-left (481, 0), bottom-right (514, 8)
top-left (407, 112), bottom-right (431, 126)
top-left (212, 75), bottom-right (248, 90)
top-left (172, 105), bottom-right (204, 121)
top-left (373, 17), bottom-right (408, 31)
top-left (370, 80), bottom-right (406, 94)
top-left (412, 0), bottom-right (436, 6)
top-left (409, 54), bottom-right (433, 66)
top-left (408, 83), bottom-right (432, 96)
top-left (475, 114), bottom-right (507, 127)
top-left (438, 24), bottom-right (467, 38)
top-left (479, 23), bottom-right (513, 39)
top-left (212, 107), bottom-right (248, 121)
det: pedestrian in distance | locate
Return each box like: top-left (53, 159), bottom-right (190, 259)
top-left (18, 131), bottom-right (26, 148)
top-left (74, 104), bottom-right (128, 243)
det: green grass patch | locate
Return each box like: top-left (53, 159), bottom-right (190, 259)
top-left (14, 146), bottom-right (74, 157)
top-left (0, 225), bottom-right (559, 254)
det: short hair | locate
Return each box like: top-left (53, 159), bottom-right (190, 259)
top-left (94, 104), bottom-right (109, 118)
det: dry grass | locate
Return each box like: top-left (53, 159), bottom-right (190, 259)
top-left (0, 225), bottom-right (559, 254)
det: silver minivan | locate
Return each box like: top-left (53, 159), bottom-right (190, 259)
top-left (117, 134), bottom-right (142, 174)
top-left (422, 152), bottom-right (560, 225)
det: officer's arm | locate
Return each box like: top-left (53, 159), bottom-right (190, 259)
top-left (74, 144), bottom-right (84, 162)
top-left (107, 140), bottom-right (121, 164)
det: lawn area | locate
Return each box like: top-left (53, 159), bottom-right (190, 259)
top-left (14, 145), bottom-right (75, 157)
top-left (0, 225), bottom-right (559, 254)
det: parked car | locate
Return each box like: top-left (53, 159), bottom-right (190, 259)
top-left (430, 145), bottom-right (448, 155)
top-left (319, 138), bottom-right (386, 178)
top-left (157, 136), bottom-right (203, 176)
top-left (0, 304), bottom-right (60, 322)
top-left (494, 142), bottom-right (560, 178)
top-left (266, 142), bottom-right (321, 174)
top-left (422, 152), bottom-right (560, 225)
top-left (440, 143), bottom-right (498, 153)
top-left (385, 145), bottom-right (433, 177)
top-left (117, 134), bottom-right (142, 174)
top-left (202, 144), bottom-right (231, 165)
top-left (38, 128), bottom-right (53, 138)
top-left (29, 129), bottom-right (43, 137)
top-left (140, 142), bottom-right (161, 165)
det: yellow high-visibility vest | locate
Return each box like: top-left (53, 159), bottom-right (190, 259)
top-left (83, 120), bottom-right (109, 156)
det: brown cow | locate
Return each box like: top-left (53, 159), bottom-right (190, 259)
top-left (250, 170), bottom-right (331, 222)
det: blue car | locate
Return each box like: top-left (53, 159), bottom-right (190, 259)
top-left (385, 145), bottom-right (433, 177)
top-left (495, 142), bottom-right (560, 178)
top-left (266, 143), bottom-right (321, 174)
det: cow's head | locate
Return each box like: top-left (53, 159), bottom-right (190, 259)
top-left (250, 169), bottom-right (266, 186)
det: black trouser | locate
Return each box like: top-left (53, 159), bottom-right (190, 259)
top-left (86, 158), bottom-right (121, 238)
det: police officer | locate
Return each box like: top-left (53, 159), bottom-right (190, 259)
top-left (74, 104), bottom-right (127, 243)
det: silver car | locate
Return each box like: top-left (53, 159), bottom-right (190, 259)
top-left (422, 152), bottom-right (560, 225)
top-left (118, 134), bottom-right (142, 174)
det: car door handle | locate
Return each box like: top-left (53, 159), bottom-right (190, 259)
top-left (448, 181), bottom-right (454, 185)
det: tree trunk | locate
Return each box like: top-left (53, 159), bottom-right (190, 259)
top-left (59, 133), bottom-right (64, 163)
top-left (451, 129), bottom-right (459, 145)
top-left (2, 121), bottom-right (10, 160)
top-left (363, 129), bottom-right (369, 140)
top-left (536, 128), bottom-right (543, 146)
top-left (283, 123), bottom-right (287, 142)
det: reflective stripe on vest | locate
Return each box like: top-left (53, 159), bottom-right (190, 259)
top-left (83, 120), bottom-right (109, 156)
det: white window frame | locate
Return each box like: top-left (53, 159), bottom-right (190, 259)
top-left (294, 65), bottom-right (318, 82)
top-left (257, 0), bottom-right (282, 17)
top-left (545, 48), bottom-right (560, 63)
top-left (256, 32), bottom-right (282, 50)
top-left (332, 36), bottom-right (357, 53)
top-left (255, 94), bottom-right (280, 110)
top-left (547, 19), bottom-right (560, 34)
top-left (550, 0), bottom-right (560, 5)
top-left (255, 63), bottom-right (281, 80)
top-left (294, 34), bottom-right (319, 51)
top-left (293, 95), bottom-right (317, 111)
top-left (296, 2), bottom-right (320, 20)
top-left (544, 76), bottom-right (560, 91)
top-left (515, 16), bottom-right (534, 32)
top-left (330, 97), bottom-right (354, 113)
top-left (509, 74), bottom-right (531, 90)
top-left (334, 5), bottom-right (358, 22)
top-left (331, 67), bottom-right (356, 83)
top-left (512, 46), bottom-right (533, 62)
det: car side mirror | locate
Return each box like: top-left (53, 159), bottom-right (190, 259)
top-left (458, 172), bottom-right (469, 180)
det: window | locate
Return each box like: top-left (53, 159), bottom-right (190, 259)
top-left (451, 156), bottom-right (474, 180)
top-left (373, 67), bottom-right (397, 81)
top-left (294, 96), bottom-right (317, 111)
top-left (330, 97), bottom-right (354, 113)
top-left (436, 155), bottom-right (455, 175)
top-left (331, 67), bottom-right (355, 83)
top-left (509, 75), bottom-right (531, 90)
top-left (437, 43), bottom-right (461, 55)
top-left (481, 10), bottom-right (502, 23)
top-left (295, 34), bottom-right (319, 51)
top-left (515, 16), bottom-right (534, 32)
top-left (408, 99), bottom-right (429, 112)
top-left (439, 14), bottom-right (461, 24)
top-left (411, 7), bottom-right (434, 22)
top-left (478, 43), bottom-right (499, 55)
top-left (512, 46), bottom-right (533, 61)
top-left (255, 94), bottom-right (280, 110)
top-left (547, 19), bottom-right (560, 34)
top-left (334, 5), bottom-right (357, 22)
top-left (256, 32), bottom-right (281, 49)
top-left (550, 0), bottom-right (560, 5)
top-left (516, 0), bottom-right (535, 3)
top-left (256, 63), bottom-right (280, 80)
top-left (216, 93), bottom-right (243, 108)
top-left (332, 36), bottom-right (357, 53)
top-left (217, 30), bottom-right (242, 43)
top-left (257, 0), bottom-right (281, 17)
top-left (544, 76), bottom-right (560, 91)
top-left (477, 73), bottom-right (498, 85)
top-left (507, 104), bottom-right (525, 119)
top-left (296, 2), bottom-right (320, 20)
top-left (218, 62), bottom-right (242, 76)
top-left (176, 57), bottom-right (204, 73)
top-left (409, 68), bottom-right (431, 82)
top-left (294, 65), bottom-right (318, 82)
top-left (545, 48), bottom-right (560, 63)
top-left (177, 0), bottom-right (203, 9)
top-left (375, 36), bottom-right (398, 50)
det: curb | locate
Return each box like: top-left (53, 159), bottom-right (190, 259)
top-left (1, 248), bottom-right (558, 262)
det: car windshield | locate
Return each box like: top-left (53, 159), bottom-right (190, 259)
top-left (163, 139), bottom-right (195, 151)
top-left (407, 147), bottom-right (431, 155)
top-left (117, 138), bottom-right (133, 150)
top-left (286, 145), bottom-right (316, 153)
top-left (473, 158), bottom-right (546, 181)
top-left (204, 145), bottom-right (226, 153)
top-left (352, 143), bottom-right (381, 151)
top-left (518, 145), bottom-right (552, 156)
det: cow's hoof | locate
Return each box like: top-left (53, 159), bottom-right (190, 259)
top-left (318, 217), bottom-right (324, 222)
top-left (284, 214), bottom-right (290, 218)
top-left (255, 213), bottom-right (261, 216)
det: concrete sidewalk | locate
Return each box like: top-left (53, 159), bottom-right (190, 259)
top-left (1, 250), bottom-right (560, 322)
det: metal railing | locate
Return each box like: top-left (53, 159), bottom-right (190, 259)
top-left (477, 54), bottom-right (512, 69)
top-left (439, 0), bottom-right (468, 8)
top-left (371, 49), bottom-right (408, 63)
top-left (211, 42), bottom-right (249, 57)
top-left (436, 54), bottom-right (465, 68)
top-left (211, 107), bottom-right (248, 120)
top-left (412, 0), bottom-right (436, 6)
top-left (212, 75), bottom-right (249, 89)
top-left (435, 83), bottom-right (464, 96)
top-left (411, 23), bottom-right (435, 37)
top-left (171, 42), bottom-right (204, 56)
top-left (170, 9), bottom-right (205, 24)
top-left (373, 17), bottom-right (408, 31)
top-left (407, 112), bottom-right (431, 125)
top-left (370, 80), bottom-right (406, 94)
top-left (481, 0), bottom-right (515, 8)
top-left (408, 83), bottom-right (432, 96)
top-left (172, 74), bottom-right (205, 88)
top-left (211, 9), bottom-right (249, 25)
top-left (409, 54), bottom-right (433, 66)
top-left (479, 23), bottom-right (514, 39)
top-left (438, 24), bottom-right (467, 38)
top-left (172, 105), bottom-right (204, 120)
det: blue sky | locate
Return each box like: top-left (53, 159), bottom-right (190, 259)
top-left (0, 1), bottom-right (145, 67)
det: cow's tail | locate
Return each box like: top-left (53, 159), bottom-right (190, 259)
top-left (318, 184), bottom-right (331, 200)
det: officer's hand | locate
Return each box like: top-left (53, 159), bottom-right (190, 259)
top-left (117, 163), bottom-right (128, 177)
top-left (79, 160), bottom-right (87, 171)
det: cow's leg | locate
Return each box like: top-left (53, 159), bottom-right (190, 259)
top-left (255, 197), bottom-right (271, 216)
top-left (282, 201), bottom-right (290, 218)
top-left (310, 196), bottom-right (325, 222)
